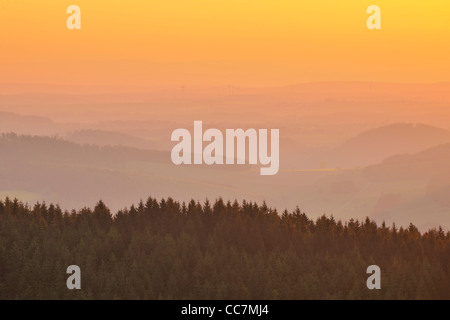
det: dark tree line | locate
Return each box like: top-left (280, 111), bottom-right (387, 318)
top-left (0, 196), bottom-right (449, 299)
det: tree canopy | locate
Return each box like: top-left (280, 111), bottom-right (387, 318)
top-left (0, 196), bottom-right (449, 299)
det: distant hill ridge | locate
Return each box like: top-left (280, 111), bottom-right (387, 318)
top-left (328, 123), bottom-right (450, 168)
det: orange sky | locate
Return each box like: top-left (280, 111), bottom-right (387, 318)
top-left (0, 1), bottom-right (449, 87)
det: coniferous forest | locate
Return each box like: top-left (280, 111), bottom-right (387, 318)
top-left (0, 196), bottom-right (449, 300)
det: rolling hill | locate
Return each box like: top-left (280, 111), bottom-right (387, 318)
top-left (325, 123), bottom-right (450, 168)
top-left (65, 129), bottom-right (160, 150)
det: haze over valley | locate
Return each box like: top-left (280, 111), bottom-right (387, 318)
top-left (1, 81), bottom-right (450, 231)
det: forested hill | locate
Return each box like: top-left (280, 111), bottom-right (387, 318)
top-left (0, 197), bottom-right (449, 299)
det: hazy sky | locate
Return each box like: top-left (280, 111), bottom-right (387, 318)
top-left (0, 0), bottom-right (449, 87)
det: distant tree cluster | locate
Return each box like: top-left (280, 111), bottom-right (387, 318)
top-left (0, 197), bottom-right (449, 299)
